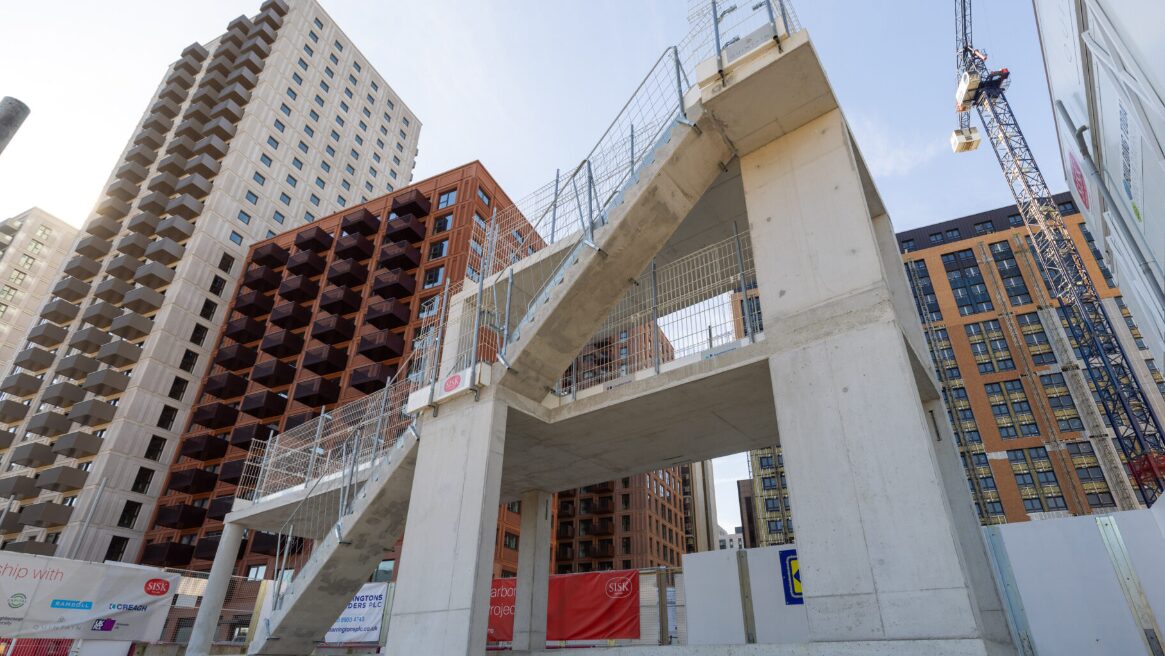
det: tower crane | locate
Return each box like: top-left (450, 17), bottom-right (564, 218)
top-left (949, 0), bottom-right (1165, 504)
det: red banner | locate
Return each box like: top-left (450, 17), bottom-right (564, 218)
top-left (487, 570), bottom-right (640, 642)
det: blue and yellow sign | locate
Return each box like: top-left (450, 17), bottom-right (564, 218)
top-left (780, 548), bottom-right (802, 605)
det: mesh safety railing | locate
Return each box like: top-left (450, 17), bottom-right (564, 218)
top-left (157, 569), bottom-right (265, 645)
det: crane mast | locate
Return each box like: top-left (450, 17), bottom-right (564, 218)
top-left (950, 0), bottom-right (1165, 503)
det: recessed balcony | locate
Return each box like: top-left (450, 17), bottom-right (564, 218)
top-left (0, 399), bottom-right (31, 423)
top-left (27, 323), bottom-right (67, 348)
top-left (371, 268), bottom-right (416, 299)
top-left (319, 286), bottom-right (361, 315)
top-left (140, 541), bottom-right (195, 567)
top-left (215, 343), bottom-right (257, 371)
top-left (250, 359), bottom-right (295, 387)
top-left (56, 354), bottom-right (99, 380)
top-left (278, 275), bottom-right (319, 303)
top-left (94, 276), bottom-right (133, 303)
top-left (311, 315), bottom-right (354, 345)
top-left (302, 345), bottom-right (347, 375)
top-left (293, 376), bottom-right (340, 407)
top-left (341, 208), bottom-right (380, 235)
top-left (385, 214), bottom-right (425, 243)
top-left (260, 329), bottom-right (304, 358)
top-left (63, 255), bottom-right (101, 281)
top-left (294, 225), bottom-right (333, 252)
top-left (218, 458), bottom-right (246, 485)
top-left (334, 234), bottom-right (373, 261)
top-left (81, 300), bottom-right (122, 329)
top-left (126, 212), bottom-right (161, 235)
top-left (230, 423), bottom-right (273, 450)
top-left (76, 234), bottom-right (112, 259)
top-left (204, 372), bottom-right (248, 399)
top-left (191, 402), bottom-right (238, 429)
top-left (41, 381), bottom-right (85, 408)
top-left (365, 299), bottom-right (411, 330)
top-left (10, 441), bottom-right (57, 467)
top-left (357, 330), bottom-right (404, 361)
top-left (391, 188), bottom-right (432, 217)
top-left (286, 249), bottom-right (325, 276)
top-left (82, 368), bottom-right (130, 396)
top-left (270, 301), bottom-right (312, 329)
top-left (327, 259), bottom-right (367, 287)
top-left (52, 431), bottom-right (102, 459)
top-left (234, 290), bottom-right (274, 317)
top-left (35, 466), bottom-right (88, 492)
top-left (378, 241), bottom-right (421, 270)
top-left (123, 286), bottom-right (165, 314)
top-left (20, 501), bottom-right (74, 528)
top-left (0, 476), bottom-right (38, 500)
top-left (154, 503), bottom-right (208, 530)
top-left (240, 390), bottom-right (287, 419)
top-left (96, 340), bottom-right (141, 367)
top-left (68, 398), bottom-right (117, 427)
top-left (179, 433), bottom-right (230, 461)
top-left (106, 254), bottom-right (142, 281)
top-left (144, 237), bottom-right (185, 265)
top-left (250, 531), bottom-right (282, 557)
top-left (1, 372), bottom-right (41, 398)
top-left (110, 311), bottom-right (153, 340)
top-left (14, 346), bottom-right (55, 373)
top-left (243, 265), bottom-right (281, 291)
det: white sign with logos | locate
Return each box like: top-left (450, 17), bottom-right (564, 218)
top-left (323, 582), bottom-right (388, 644)
top-left (0, 552), bottom-right (178, 641)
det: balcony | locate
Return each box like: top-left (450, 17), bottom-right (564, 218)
top-left (2, 541), bottom-right (57, 556)
top-left (193, 134), bottom-right (229, 159)
top-left (293, 376), bottom-right (340, 407)
top-left (63, 255), bottom-right (100, 281)
top-left (350, 363), bottom-right (395, 393)
top-left (140, 541), bottom-right (195, 568)
top-left (41, 381), bottom-right (85, 408)
top-left (241, 390), bottom-right (287, 419)
top-left (156, 154), bottom-right (186, 177)
top-left (155, 503), bottom-right (208, 530)
top-left (82, 368), bottom-right (130, 396)
top-left (327, 259), bottom-right (368, 287)
top-left (260, 329), bottom-right (304, 358)
top-left (357, 330), bottom-right (403, 361)
top-left (230, 423), bottom-right (272, 450)
top-left (52, 431), bottom-right (102, 459)
top-left (124, 144), bottom-right (157, 167)
top-left (225, 66), bottom-right (260, 91)
top-left (365, 299), bottom-right (411, 330)
top-left (145, 237), bottom-right (185, 265)
top-left (590, 481), bottom-right (615, 493)
top-left (49, 277), bottom-right (88, 305)
top-left (133, 127), bottom-right (166, 150)
top-left (559, 503), bottom-right (576, 518)
top-left (76, 234), bottom-right (112, 259)
top-left (372, 268), bottom-right (415, 300)
top-left (110, 311), bottom-right (153, 340)
top-left (95, 197), bottom-right (130, 221)
top-left (235, 290), bottom-right (274, 317)
top-left (147, 171), bottom-right (179, 195)
top-left (35, 466), bottom-right (88, 492)
top-left (56, 353), bottom-right (99, 380)
top-left (180, 433), bottom-right (230, 461)
top-left (311, 315), bottom-right (354, 345)
top-left (0, 399), bottom-right (30, 423)
top-left (158, 215), bottom-right (196, 242)
top-left (192, 402), bottom-right (239, 429)
top-left (0, 510), bottom-right (21, 533)
top-left (278, 275), bottom-right (319, 302)
top-left (96, 340), bottom-right (141, 368)
top-left (138, 191), bottom-right (170, 215)
top-left (594, 542), bottom-right (615, 558)
top-left (218, 458), bottom-right (246, 485)
top-left (341, 208), bottom-right (380, 235)
top-left (557, 524), bottom-right (575, 540)
top-left (106, 254), bottom-right (141, 280)
top-left (283, 411), bottom-right (318, 430)
top-left (243, 265), bottom-right (281, 291)
top-left (286, 249), bottom-right (326, 276)
top-left (302, 345), bottom-right (347, 375)
top-left (168, 468), bottom-right (218, 494)
top-left (592, 520), bottom-right (615, 536)
top-left (136, 261), bottom-right (176, 289)
top-left (68, 399), bottom-right (117, 427)
top-left (210, 98), bottom-right (245, 123)
top-left (294, 226), bottom-right (333, 252)
top-left (0, 476), bottom-right (38, 500)
top-left (14, 346), bottom-right (55, 373)
top-left (20, 502), bottom-right (73, 528)
top-left (123, 286), bottom-right (165, 313)
top-left (108, 177), bottom-right (141, 202)
top-left (379, 241), bottom-right (421, 270)
top-left (556, 545), bottom-right (574, 561)
top-left (250, 531), bottom-right (282, 556)
top-left (94, 276), bottom-right (133, 303)
top-left (207, 495), bottom-right (235, 521)
top-left (385, 214), bottom-right (425, 243)
top-left (391, 188), bottom-right (432, 217)
top-left (81, 300), bottom-right (122, 329)
top-left (1, 372), bottom-right (41, 398)
top-left (253, 242), bottom-right (290, 267)
top-left (165, 135), bottom-right (197, 159)
top-left (224, 317), bottom-right (264, 344)
top-left (221, 80), bottom-right (253, 105)
top-left (319, 286), bottom-right (361, 315)
top-left (27, 323), bottom-right (67, 348)
top-left (250, 359), bottom-right (295, 387)
top-left (126, 212), bottom-right (161, 235)
top-left (10, 440), bottom-right (56, 467)
top-left (334, 234), bottom-right (373, 261)
top-left (116, 160), bottom-right (150, 182)
top-left (186, 151), bottom-right (222, 178)
top-left (205, 372), bottom-right (248, 399)
top-left (215, 343), bottom-right (257, 371)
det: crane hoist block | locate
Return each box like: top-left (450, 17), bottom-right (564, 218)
top-left (950, 127), bottom-right (981, 153)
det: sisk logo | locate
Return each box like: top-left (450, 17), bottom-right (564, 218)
top-left (7, 593), bottom-right (27, 609)
top-left (604, 574), bottom-right (636, 599)
top-left (144, 579), bottom-right (171, 596)
top-left (51, 599), bottom-right (93, 610)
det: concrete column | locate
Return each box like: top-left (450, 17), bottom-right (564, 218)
top-left (187, 521), bottom-right (245, 656)
top-left (740, 109), bottom-right (998, 643)
top-left (386, 392), bottom-right (508, 656)
top-left (512, 490), bottom-right (552, 651)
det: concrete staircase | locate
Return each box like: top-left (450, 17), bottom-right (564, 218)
top-left (247, 434), bottom-right (419, 655)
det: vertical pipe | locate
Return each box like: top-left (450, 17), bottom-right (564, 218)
top-left (470, 213), bottom-right (497, 389)
top-left (630, 123), bottom-right (636, 171)
top-left (306, 413), bottom-right (326, 479)
top-left (427, 279), bottom-right (452, 407)
top-left (711, 1), bottom-right (724, 74)
top-left (550, 168), bottom-right (561, 243)
top-left (672, 46), bottom-right (686, 119)
top-left (585, 160), bottom-right (596, 238)
top-left (651, 259), bottom-right (661, 374)
top-left (763, 0), bottom-right (782, 51)
top-left (502, 268), bottom-right (514, 355)
top-left (733, 222), bottom-right (756, 343)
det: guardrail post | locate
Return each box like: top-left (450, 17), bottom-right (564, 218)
top-left (712, 1), bottom-right (724, 75)
top-left (651, 258), bottom-right (662, 374)
top-left (586, 159), bottom-right (597, 238)
top-left (672, 46), bottom-right (685, 118)
top-left (777, 0), bottom-right (791, 37)
top-left (550, 168), bottom-right (560, 243)
top-left (630, 122), bottom-right (636, 170)
top-left (733, 222), bottom-right (756, 342)
top-left (759, 0), bottom-right (782, 51)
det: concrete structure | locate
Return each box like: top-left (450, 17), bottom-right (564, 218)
top-left (1033, 0), bottom-right (1165, 366)
top-left (194, 13), bottom-right (1015, 656)
top-left (0, 97), bottom-right (30, 157)
top-left (717, 526), bottom-right (744, 550)
top-left (681, 459), bottom-right (718, 553)
top-left (736, 478), bottom-right (758, 548)
top-left (0, 208), bottom-right (76, 370)
top-left (899, 195), bottom-right (1165, 520)
top-left (0, 0), bottom-right (419, 562)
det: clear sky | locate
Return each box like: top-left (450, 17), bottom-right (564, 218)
top-left (0, 0), bottom-right (1067, 530)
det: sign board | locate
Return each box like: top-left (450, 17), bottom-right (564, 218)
top-left (0, 552), bottom-right (178, 641)
top-left (322, 582), bottom-right (387, 644)
top-left (779, 548), bottom-right (802, 605)
top-left (487, 570), bottom-right (640, 642)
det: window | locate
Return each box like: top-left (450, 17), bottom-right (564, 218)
top-left (209, 275), bottom-right (227, 296)
top-left (260, 153), bottom-right (272, 167)
top-left (314, 17), bottom-right (323, 28)
top-left (310, 194), bottom-right (320, 206)
top-left (157, 406), bottom-right (178, 430)
top-left (273, 211), bottom-right (285, 225)
top-left (274, 119), bottom-right (285, 133)
top-left (428, 240), bottom-right (448, 260)
top-left (280, 193), bottom-right (292, 205)
top-left (320, 80), bottom-right (330, 92)
top-left (246, 565), bottom-right (267, 581)
top-left (292, 158), bottom-right (303, 170)
top-left (422, 266), bottom-right (445, 289)
top-left (309, 109), bottom-right (319, 122)
top-left (761, 476), bottom-right (777, 490)
top-left (765, 498), bottom-right (780, 512)
top-left (285, 88), bottom-right (297, 100)
top-left (266, 134), bottom-right (279, 148)
top-left (279, 103), bottom-right (291, 116)
top-left (200, 299), bottom-right (217, 320)
top-left (168, 377), bottom-right (189, 401)
top-left (304, 125), bottom-right (315, 137)
top-left (286, 174), bottom-right (298, 188)
top-left (303, 44), bottom-right (313, 56)
top-left (437, 189), bottom-right (457, 208)
top-left (8, 271), bottom-right (26, 285)
top-left (315, 177), bottom-right (325, 189)
top-left (237, 210), bottom-right (251, 225)
top-left (329, 53), bottom-right (339, 65)
top-left (118, 501), bottom-right (142, 528)
top-left (974, 220), bottom-right (995, 235)
top-left (503, 532), bottom-right (519, 550)
top-left (767, 520), bottom-right (782, 533)
top-left (297, 58), bottom-right (308, 70)
top-left (308, 30), bottom-right (318, 43)
top-left (326, 145), bottom-right (336, 157)
top-left (191, 324), bottom-right (208, 345)
top-left (105, 537), bottom-right (129, 562)
top-left (335, 40), bottom-right (344, 52)
top-left (18, 255), bottom-right (34, 269)
top-left (298, 141), bottom-right (309, 154)
top-left (0, 286), bottom-right (18, 302)
top-left (219, 253), bottom-right (235, 273)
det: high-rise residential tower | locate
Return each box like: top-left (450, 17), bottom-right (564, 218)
top-left (0, 209), bottom-right (76, 369)
top-left (0, 0), bottom-right (419, 562)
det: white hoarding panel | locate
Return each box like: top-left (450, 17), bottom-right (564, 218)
top-left (323, 582), bottom-right (387, 644)
top-left (681, 549), bottom-right (745, 645)
top-left (747, 546), bottom-right (808, 644)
